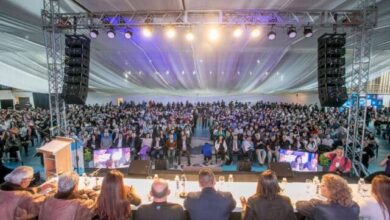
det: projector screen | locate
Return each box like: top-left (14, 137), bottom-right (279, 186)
top-left (279, 149), bottom-right (318, 172)
top-left (93, 148), bottom-right (131, 169)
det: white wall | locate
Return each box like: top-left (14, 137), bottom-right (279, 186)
top-left (112, 92), bottom-right (320, 105)
top-left (0, 90), bottom-right (34, 108)
top-left (85, 91), bottom-right (113, 105)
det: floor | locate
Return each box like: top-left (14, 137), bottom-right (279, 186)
top-left (3, 121), bottom-right (389, 180)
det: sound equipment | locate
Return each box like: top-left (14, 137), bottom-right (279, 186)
top-left (128, 160), bottom-right (151, 176)
top-left (269, 162), bottom-right (294, 177)
top-left (317, 33), bottom-right (348, 107)
top-left (63, 34), bottom-right (91, 105)
top-left (237, 161), bottom-right (252, 172)
top-left (155, 159), bottom-right (167, 170)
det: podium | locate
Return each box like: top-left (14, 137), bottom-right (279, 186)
top-left (37, 137), bottom-right (73, 179)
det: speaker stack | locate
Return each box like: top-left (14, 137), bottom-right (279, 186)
top-left (63, 34), bottom-right (91, 105)
top-left (317, 33), bottom-right (348, 107)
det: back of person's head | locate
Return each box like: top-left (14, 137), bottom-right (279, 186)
top-left (198, 168), bottom-right (215, 188)
top-left (321, 174), bottom-right (353, 207)
top-left (371, 175), bottom-right (390, 218)
top-left (256, 170), bottom-right (281, 200)
top-left (56, 172), bottom-right (79, 198)
top-left (150, 178), bottom-right (170, 201)
top-left (96, 170), bottom-right (130, 220)
top-left (4, 166), bottom-right (33, 185)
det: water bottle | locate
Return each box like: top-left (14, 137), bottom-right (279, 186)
top-left (228, 174), bottom-right (234, 183)
top-left (313, 176), bottom-right (320, 195)
top-left (153, 174), bottom-right (159, 180)
top-left (174, 175), bottom-right (180, 196)
top-left (181, 174), bottom-right (187, 194)
top-left (358, 178), bottom-right (365, 195)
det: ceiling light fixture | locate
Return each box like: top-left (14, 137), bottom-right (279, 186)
top-left (166, 27), bottom-right (176, 39)
top-left (107, 29), bottom-right (115, 39)
top-left (233, 28), bottom-right (243, 38)
top-left (124, 30), bottom-right (133, 39)
top-left (250, 28), bottom-right (261, 38)
top-left (303, 26), bottom-right (313, 38)
top-left (186, 31), bottom-right (194, 41)
top-left (268, 30), bottom-right (276, 40)
top-left (89, 30), bottom-right (99, 39)
top-left (208, 28), bottom-right (219, 41)
top-left (142, 27), bottom-right (152, 38)
top-left (287, 26), bottom-right (297, 38)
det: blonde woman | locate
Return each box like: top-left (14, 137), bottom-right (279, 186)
top-left (296, 174), bottom-right (359, 220)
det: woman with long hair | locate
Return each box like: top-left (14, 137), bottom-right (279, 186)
top-left (296, 174), bottom-right (359, 220)
top-left (94, 170), bottom-right (141, 220)
top-left (359, 175), bottom-right (390, 220)
top-left (242, 170), bottom-right (296, 220)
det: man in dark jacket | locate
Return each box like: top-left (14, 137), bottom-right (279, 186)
top-left (184, 168), bottom-right (236, 220)
top-left (136, 178), bottom-right (184, 220)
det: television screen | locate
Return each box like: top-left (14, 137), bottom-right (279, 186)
top-left (279, 149), bottom-right (318, 172)
top-left (93, 148), bottom-right (131, 168)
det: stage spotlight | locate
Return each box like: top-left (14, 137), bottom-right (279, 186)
top-left (89, 30), bottom-right (99, 39)
top-left (208, 28), bottom-right (219, 41)
top-left (142, 27), bottom-right (152, 38)
top-left (250, 28), bottom-right (261, 38)
top-left (287, 26), bottom-right (297, 38)
top-left (186, 32), bottom-right (194, 41)
top-left (107, 29), bottom-right (115, 39)
top-left (165, 27), bottom-right (176, 39)
top-left (268, 31), bottom-right (276, 40)
top-left (124, 30), bottom-right (133, 39)
top-left (233, 28), bottom-right (242, 38)
top-left (304, 26), bottom-right (313, 38)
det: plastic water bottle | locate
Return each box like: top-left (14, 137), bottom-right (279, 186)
top-left (174, 175), bottom-right (180, 196)
top-left (181, 174), bottom-right (187, 194)
top-left (358, 178), bottom-right (365, 195)
top-left (313, 176), bottom-right (320, 195)
top-left (228, 174), bottom-right (234, 183)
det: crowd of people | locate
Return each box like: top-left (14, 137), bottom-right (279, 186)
top-left (0, 100), bottom-right (385, 174)
top-left (0, 166), bottom-right (389, 220)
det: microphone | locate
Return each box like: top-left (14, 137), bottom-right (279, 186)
top-left (89, 168), bottom-right (102, 177)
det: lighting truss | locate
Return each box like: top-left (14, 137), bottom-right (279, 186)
top-left (42, 0), bottom-right (67, 137)
top-left (345, 0), bottom-right (376, 177)
top-left (42, 9), bottom-right (377, 31)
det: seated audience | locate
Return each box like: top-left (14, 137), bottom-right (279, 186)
top-left (184, 168), bottom-right (236, 220)
top-left (136, 178), bottom-right (184, 220)
top-left (241, 170), bottom-right (296, 220)
top-left (358, 175), bottom-right (390, 220)
top-left (39, 172), bottom-right (94, 220)
top-left (0, 166), bottom-right (47, 220)
top-left (94, 170), bottom-right (141, 220)
top-left (296, 174), bottom-right (359, 220)
top-left (323, 147), bottom-right (351, 174)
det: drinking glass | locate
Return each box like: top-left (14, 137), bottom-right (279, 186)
top-left (305, 179), bottom-right (313, 194)
top-left (218, 176), bottom-right (225, 190)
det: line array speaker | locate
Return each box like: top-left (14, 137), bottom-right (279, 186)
top-left (317, 33), bottom-right (348, 107)
top-left (63, 34), bottom-right (91, 105)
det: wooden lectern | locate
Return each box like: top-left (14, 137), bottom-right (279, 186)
top-left (37, 137), bottom-right (73, 179)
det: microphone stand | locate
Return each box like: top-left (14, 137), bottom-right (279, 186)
top-left (89, 168), bottom-right (102, 191)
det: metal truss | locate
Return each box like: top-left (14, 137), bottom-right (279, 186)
top-left (346, 0), bottom-right (376, 177)
top-left (42, 0), bottom-right (67, 137)
top-left (42, 8), bottom-right (377, 31)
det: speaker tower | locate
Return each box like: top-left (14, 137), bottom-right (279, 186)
top-left (63, 34), bottom-right (91, 105)
top-left (317, 33), bottom-right (348, 107)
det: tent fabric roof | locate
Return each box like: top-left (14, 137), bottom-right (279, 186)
top-left (0, 0), bottom-right (389, 96)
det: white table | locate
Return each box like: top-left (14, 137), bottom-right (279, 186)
top-left (79, 176), bottom-right (372, 212)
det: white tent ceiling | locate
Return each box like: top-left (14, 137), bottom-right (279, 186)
top-left (0, 0), bottom-right (389, 96)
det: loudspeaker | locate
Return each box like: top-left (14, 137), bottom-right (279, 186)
top-left (155, 159), bottom-right (167, 170)
top-left (128, 160), bottom-right (151, 176)
top-left (269, 162), bottom-right (293, 177)
top-left (63, 34), bottom-right (90, 105)
top-left (237, 161), bottom-right (252, 172)
top-left (317, 33), bottom-right (348, 107)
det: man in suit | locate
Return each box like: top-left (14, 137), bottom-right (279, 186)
top-left (184, 168), bottom-right (236, 220)
top-left (136, 178), bottom-right (184, 220)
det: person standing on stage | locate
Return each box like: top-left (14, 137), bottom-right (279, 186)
top-left (184, 168), bottom-right (236, 220)
top-left (136, 178), bottom-right (184, 220)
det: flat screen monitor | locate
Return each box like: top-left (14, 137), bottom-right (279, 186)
top-left (93, 148), bottom-right (131, 168)
top-left (279, 149), bottom-right (318, 172)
